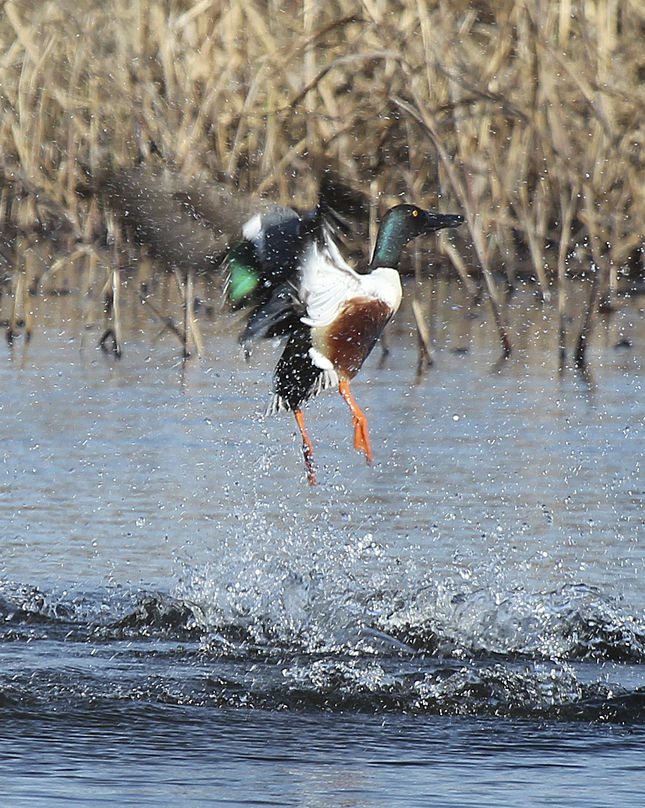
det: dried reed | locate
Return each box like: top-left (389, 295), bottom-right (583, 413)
top-left (0, 0), bottom-right (642, 362)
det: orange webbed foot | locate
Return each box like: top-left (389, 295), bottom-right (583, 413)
top-left (352, 414), bottom-right (373, 464)
top-left (339, 381), bottom-right (373, 464)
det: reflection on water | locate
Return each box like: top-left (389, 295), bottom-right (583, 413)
top-left (3, 708), bottom-right (644, 808)
top-left (1, 277), bottom-right (645, 806)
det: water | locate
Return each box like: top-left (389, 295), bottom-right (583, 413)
top-left (1, 281), bottom-right (645, 806)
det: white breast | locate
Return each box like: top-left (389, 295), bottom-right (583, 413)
top-left (360, 267), bottom-right (403, 313)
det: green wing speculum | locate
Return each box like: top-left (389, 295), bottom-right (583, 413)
top-left (225, 240), bottom-right (263, 308)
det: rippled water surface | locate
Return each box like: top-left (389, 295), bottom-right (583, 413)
top-left (1, 282), bottom-right (644, 806)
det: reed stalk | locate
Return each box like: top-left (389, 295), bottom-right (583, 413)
top-left (0, 0), bottom-right (641, 360)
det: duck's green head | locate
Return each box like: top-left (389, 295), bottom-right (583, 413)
top-left (370, 205), bottom-right (465, 269)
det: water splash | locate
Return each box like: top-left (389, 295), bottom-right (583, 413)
top-left (172, 533), bottom-right (645, 663)
top-left (382, 581), bottom-right (645, 662)
top-left (2, 543), bottom-right (645, 721)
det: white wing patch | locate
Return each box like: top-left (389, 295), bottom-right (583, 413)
top-left (299, 227), bottom-right (363, 328)
top-left (241, 212), bottom-right (263, 242)
top-left (298, 221), bottom-right (404, 329)
top-left (299, 227), bottom-right (403, 327)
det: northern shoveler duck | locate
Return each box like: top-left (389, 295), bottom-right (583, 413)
top-left (226, 200), bottom-right (465, 484)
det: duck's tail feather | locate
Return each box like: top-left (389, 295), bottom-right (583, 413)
top-left (266, 369), bottom-right (338, 416)
top-left (267, 327), bottom-right (339, 414)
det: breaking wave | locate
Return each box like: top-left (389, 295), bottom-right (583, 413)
top-left (2, 544), bottom-right (645, 723)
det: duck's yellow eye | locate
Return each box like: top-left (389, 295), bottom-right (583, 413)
top-left (412, 209), bottom-right (418, 217)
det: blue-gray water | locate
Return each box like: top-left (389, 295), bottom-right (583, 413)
top-left (1, 282), bottom-right (645, 806)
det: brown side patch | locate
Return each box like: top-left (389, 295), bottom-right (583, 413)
top-left (319, 298), bottom-right (393, 379)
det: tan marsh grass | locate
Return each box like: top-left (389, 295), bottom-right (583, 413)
top-left (0, 0), bottom-right (643, 361)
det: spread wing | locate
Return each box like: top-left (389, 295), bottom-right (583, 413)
top-left (298, 223), bottom-right (363, 328)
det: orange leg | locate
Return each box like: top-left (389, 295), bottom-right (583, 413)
top-left (338, 380), bottom-right (373, 464)
top-left (294, 409), bottom-right (317, 485)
